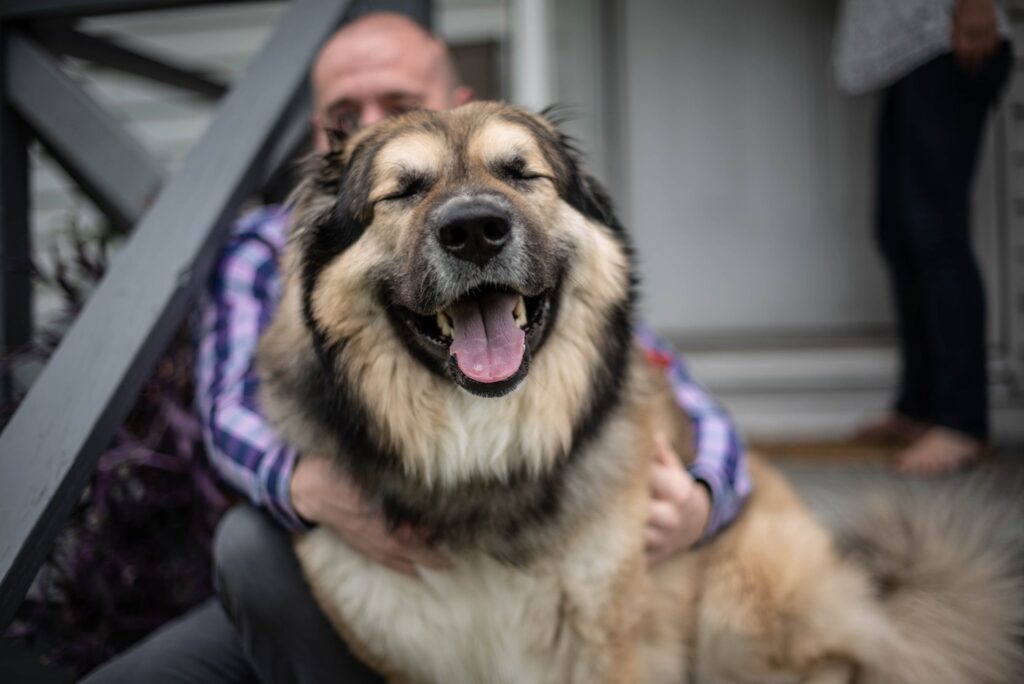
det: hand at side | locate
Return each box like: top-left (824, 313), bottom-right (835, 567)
top-left (953, 0), bottom-right (1000, 71)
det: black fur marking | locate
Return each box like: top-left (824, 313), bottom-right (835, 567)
top-left (565, 299), bottom-right (634, 453)
top-left (301, 205), bottom-right (364, 296)
top-left (380, 283), bottom-right (451, 380)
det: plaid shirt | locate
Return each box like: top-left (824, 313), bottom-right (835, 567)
top-left (195, 206), bottom-right (751, 540)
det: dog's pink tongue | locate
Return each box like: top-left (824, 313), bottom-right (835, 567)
top-left (449, 293), bottom-right (525, 383)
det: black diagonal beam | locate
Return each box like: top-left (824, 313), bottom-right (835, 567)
top-left (34, 24), bottom-right (227, 99)
top-left (344, 0), bottom-right (431, 29)
top-left (0, 26), bottom-right (32, 368)
top-left (260, 78), bottom-right (311, 201)
top-left (6, 33), bottom-right (164, 231)
top-left (0, 0), bottom-right (351, 629)
top-left (0, 1), bottom-right (242, 19)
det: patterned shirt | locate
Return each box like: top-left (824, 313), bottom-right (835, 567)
top-left (833, 0), bottom-right (1011, 94)
top-left (195, 206), bottom-right (752, 541)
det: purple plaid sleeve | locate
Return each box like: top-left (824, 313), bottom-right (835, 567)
top-left (195, 206), bottom-right (307, 530)
top-left (634, 323), bottom-right (752, 542)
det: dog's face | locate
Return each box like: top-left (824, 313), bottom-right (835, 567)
top-left (294, 102), bottom-right (632, 399)
top-left (265, 102), bottom-right (637, 531)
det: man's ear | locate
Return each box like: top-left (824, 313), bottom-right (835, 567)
top-left (454, 85), bottom-right (474, 106)
top-left (310, 113), bottom-right (349, 153)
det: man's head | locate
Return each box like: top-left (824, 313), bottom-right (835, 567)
top-left (310, 12), bottom-right (474, 151)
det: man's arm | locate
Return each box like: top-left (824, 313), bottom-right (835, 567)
top-left (634, 323), bottom-right (752, 562)
top-left (195, 208), bottom-right (307, 530)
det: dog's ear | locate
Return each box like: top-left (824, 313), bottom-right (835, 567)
top-left (556, 132), bottom-right (624, 236)
top-left (288, 146), bottom-right (371, 313)
top-left (299, 161), bottom-right (367, 290)
top-left (534, 105), bottom-right (623, 234)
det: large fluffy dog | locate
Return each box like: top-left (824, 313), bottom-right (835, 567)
top-left (259, 102), bottom-right (1023, 683)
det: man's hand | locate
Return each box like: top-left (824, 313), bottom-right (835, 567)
top-left (646, 433), bottom-right (711, 566)
top-left (953, 0), bottom-right (1000, 71)
top-left (290, 458), bottom-right (450, 577)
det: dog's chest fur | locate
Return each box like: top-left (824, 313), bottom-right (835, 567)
top-left (295, 416), bottom-right (652, 684)
top-left (297, 535), bottom-right (574, 684)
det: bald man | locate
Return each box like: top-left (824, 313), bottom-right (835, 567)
top-left (309, 13), bottom-right (472, 151)
top-left (83, 11), bottom-right (748, 684)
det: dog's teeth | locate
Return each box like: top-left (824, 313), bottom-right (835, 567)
top-left (513, 295), bottom-right (527, 328)
top-left (437, 311), bottom-right (454, 338)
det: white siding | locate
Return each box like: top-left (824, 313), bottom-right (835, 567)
top-left (30, 2), bottom-right (288, 325)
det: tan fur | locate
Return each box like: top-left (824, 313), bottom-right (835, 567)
top-left (260, 103), bottom-right (1023, 683)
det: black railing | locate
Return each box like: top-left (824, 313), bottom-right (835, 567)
top-left (0, 0), bottom-right (354, 630)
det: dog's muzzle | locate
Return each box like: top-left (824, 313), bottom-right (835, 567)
top-left (387, 193), bottom-right (558, 397)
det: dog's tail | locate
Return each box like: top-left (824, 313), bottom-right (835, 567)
top-left (835, 474), bottom-right (1024, 684)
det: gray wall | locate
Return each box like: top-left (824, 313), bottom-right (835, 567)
top-left (616, 0), bottom-right (1007, 344)
top-left (547, 0), bottom-right (1024, 438)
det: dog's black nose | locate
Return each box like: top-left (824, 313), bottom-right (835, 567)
top-left (436, 202), bottom-right (511, 267)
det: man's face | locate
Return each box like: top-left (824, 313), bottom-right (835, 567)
top-left (310, 19), bottom-right (468, 152)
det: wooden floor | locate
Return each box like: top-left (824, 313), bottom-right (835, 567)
top-left (752, 438), bottom-right (897, 462)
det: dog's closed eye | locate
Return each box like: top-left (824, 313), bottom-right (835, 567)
top-left (495, 155), bottom-right (548, 184)
top-left (380, 171), bottom-right (432, 203)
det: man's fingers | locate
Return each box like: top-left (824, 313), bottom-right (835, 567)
top-left (652, 431), bottom-right (677, 465)
top-left (649, 462), bottom-right (682, 502)
top-left (649, 460), bottom-right (674, 499)
top-left (649, 500), bottom-right (680, 530)
top-left (953, 16), bottom-right (999, 71)
top-left (650, 460), bottom-right (694, 505)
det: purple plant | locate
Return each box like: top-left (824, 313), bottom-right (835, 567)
top-left (2, 220), bottom-right (231, 676)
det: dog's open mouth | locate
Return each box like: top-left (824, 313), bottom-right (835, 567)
top-left (401, 286), bottom-right (552, 396)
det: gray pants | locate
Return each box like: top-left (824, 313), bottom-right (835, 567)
top-left (80, 505), bottom-right (382, 684)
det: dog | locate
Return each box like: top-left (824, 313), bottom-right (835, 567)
top-left (258, 102), bottom-right (1024, 683)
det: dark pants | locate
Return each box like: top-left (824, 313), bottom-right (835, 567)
top-left (876, 43), bottom-right (1012, 441)
top-left (81, 505), bottom-right (382, 684)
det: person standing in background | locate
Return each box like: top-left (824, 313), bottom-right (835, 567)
top-left (834, 0), bottom-right (1013, 475)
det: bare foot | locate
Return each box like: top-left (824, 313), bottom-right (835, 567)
top-left (893, 427), bottom-right (987, 477)
top-left (853, 412), bottom-right (928, 445)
